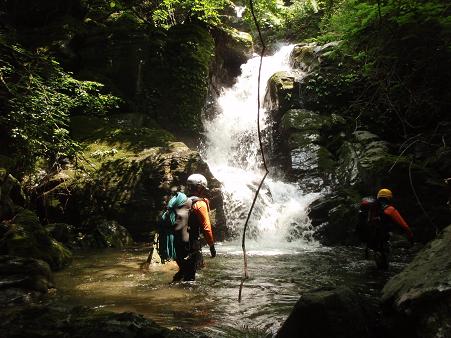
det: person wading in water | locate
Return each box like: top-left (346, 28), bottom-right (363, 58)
top-left (357, 188), bottom-right (413, 269)
top-left (172, 173), bottom-right (216, 282)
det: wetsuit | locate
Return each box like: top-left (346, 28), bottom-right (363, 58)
top-left (173, 197), bottom-right (214, 281)
top-left (366, 199), bottom-right (413, 269)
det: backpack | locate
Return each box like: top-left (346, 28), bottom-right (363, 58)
top-left (187, 196), bottom-right (210, 241)
top-left (356, 197), bottom-right (389, 248)
top-left (157, 192), bottom-right (191, 262)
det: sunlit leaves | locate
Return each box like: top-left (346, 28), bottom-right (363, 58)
top-left (0, 41), bottom-right (120, 174)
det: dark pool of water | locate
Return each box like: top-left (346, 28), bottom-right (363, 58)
top-left (53, 242), bottom-right (412, 337)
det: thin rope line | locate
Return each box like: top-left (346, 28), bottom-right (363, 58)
top-left (238, 0), bottom-right (269, 303)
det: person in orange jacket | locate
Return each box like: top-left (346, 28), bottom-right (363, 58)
top-left (358, 188), bottom-right (413, 269)
top-left (172, 173), bottom-right (216, 282)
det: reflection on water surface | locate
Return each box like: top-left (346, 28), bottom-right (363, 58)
top-left (54, 243), bottom-right (411, 337)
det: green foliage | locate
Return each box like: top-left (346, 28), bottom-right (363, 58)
top-left (320, 0), bottom-right (451, 139)
top-left (0, 40), bottom-right (120, 176)
top-left (83, 0), bottom-right (227, 28)
top-left (152, 0), bottom-right (227, 28)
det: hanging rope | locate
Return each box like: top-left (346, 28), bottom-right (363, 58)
top-left (238, 0), bottom-right (268, 303)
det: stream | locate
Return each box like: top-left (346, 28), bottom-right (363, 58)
top-left (53, 245), bottom-right (411, 337)
top-left (53, 46), bottom-right (411, 337)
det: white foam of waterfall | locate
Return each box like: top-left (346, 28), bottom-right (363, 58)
top-left (202, 45), bottom-right (321, 253)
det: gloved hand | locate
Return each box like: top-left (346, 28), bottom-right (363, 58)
top-left (210, 245), bottom-right (216, 258)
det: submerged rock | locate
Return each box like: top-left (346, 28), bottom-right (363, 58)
top-left (0, 304), bottom-right (207, 338)
top-left (381, 224), bottom-right (451, 338)
top-left (276, 286), bottom-right (371, 338)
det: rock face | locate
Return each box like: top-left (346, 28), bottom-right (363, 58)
top-left (210, 26), bottom-right (253, 89)
top-left (35, 115), bottom-right (225, 242)
top-left (381, 224), bottom-right (451, 338)
top-left (276, 287), bottom-right (372, 338)
top-left (264, 41), bottom-right (451, 244)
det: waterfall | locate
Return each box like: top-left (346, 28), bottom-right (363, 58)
top-left (202, 45), bottom-right (320, 252)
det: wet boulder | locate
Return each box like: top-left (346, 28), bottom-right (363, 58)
top-left (265, 72), bottom-right (298, 115)
top-left (77, 219), bottom-right (134, 249)
top-left (0, 209), bottom-right (72, 270)
top-left (0, 255), bottom-right (53, 305)
top-left (45, 223), bottom-right (78, 247)
top-left (309, 192), bottom-right (360, 245)
top-left (38, 115), bottom-right (225, 242)
top-left (276, 286), bottom-right (371, 338)
top-left (211, 26), bottom-right (253, 88)
top-left (290, 41), bottom-right (340, 72)
top-left (381, 224), bottom-right (451, 338)
top-left (267, 107), bottom-right (346, 192)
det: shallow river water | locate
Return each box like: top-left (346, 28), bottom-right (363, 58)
top-left (53, 242), bottom-right (411, 337)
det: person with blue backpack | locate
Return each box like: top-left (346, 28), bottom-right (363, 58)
top-left (141, 174), bottom-right (216, 281)
top-left (172, 174), bottom-right (216, 282)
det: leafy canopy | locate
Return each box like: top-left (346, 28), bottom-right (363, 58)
top-left (0, 41), bottom-right (121, 175)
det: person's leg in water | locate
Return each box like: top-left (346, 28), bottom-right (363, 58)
top-left (374, 240), bottom-right (390, 270)
top-left (173, 242), bottom-right (189, 282)
top-left (183, 250), bottom-right (202, 281)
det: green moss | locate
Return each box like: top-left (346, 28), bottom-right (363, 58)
top-left (70, 114), bottom-right (175, 172)
top-left (3, 209), bottom-right (72, 270)
top-left (13, 209), bottom-right (41, 231)
top-left (160, 23), bottom-right (215, 133)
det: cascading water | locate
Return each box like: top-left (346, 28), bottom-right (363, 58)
top-left (202, 45), bottom-right (321, 252)
top-left (49, 38), bottom-right (412, 338)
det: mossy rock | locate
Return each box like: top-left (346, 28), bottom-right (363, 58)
top-left (0, 255), bottom-right (53, 294)
top-left (1, 209), bottom-right (72, 270)
top-left (265, 72), bottom-right (296, 114)
top-left (70, 114), bottom-right (175, 151)
top-left (45, 223), bottom-right (77, 245)
top-left (381, 224), bottom-right (451, 338)
top-left (159, 23), bottom-right (215, 133)
top-left (77, 220), bottom-right (134, 249)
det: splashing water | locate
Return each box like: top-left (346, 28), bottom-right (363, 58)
top-left (202, 45), bottom-right (321, 253)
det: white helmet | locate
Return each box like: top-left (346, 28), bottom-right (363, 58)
top-left (186, 173), bottom-right (208, 189)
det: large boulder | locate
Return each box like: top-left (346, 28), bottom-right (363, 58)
top-left (276, 286), bottom-right (372, 338)
top-left (290, 42), bottom-right (340, 73)
top-left (210, 26), bottom-right (253, 89)
top-left (309, 192), bottom-right (360, 245)
top-left (0, 209), bottom-right (72, 270)
top-left (36, 115), bottom-right (225, 242)
top-left (0, 255), bottom-right (53, 294)
top-left (381, 224), bottom-right (451, 338)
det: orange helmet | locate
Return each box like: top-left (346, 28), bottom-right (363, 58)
top-left (377, 188), bottom-right (393, 199)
